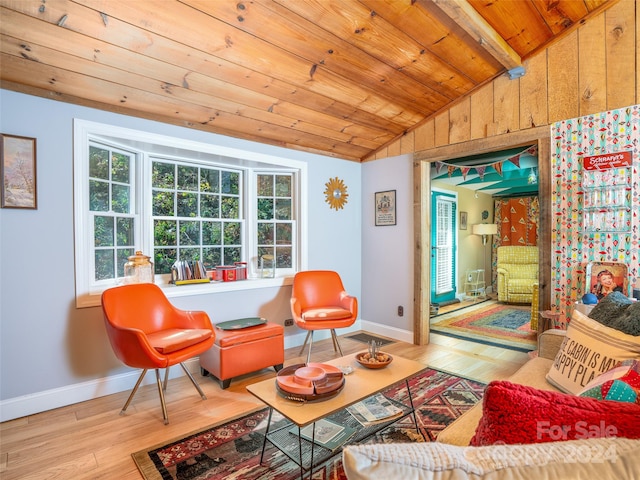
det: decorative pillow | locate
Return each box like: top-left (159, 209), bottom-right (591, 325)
top-left (546, 309), bottom-right (640, 394)
top-left (470, 381), bottom-right (640, 446)
top-left (578, 360), bottom-right (640, 404)
top-left (588, 291), bottom-right (640, 336)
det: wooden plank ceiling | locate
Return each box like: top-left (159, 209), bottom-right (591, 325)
top-left (0, 0), bottom-right (615, 162)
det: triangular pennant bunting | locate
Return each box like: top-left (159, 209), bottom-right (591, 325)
top-left (433, 145), bottom-right (536, 178)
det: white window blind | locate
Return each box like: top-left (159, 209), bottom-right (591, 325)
top-left (435, 197), bottom-right (455, 295)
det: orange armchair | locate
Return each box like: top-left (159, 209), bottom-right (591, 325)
top-left (291, 270), bottom-right (358, 364)
top-left (101, 283), bottom-right (214, 424)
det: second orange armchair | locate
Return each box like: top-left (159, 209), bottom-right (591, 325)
top-left (290, 270), bottom-right (358, 364)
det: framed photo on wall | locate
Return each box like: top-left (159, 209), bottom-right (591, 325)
top-left (586, 262), bottom-right (628, 301)
top-left (460, 211), bottom-right (468, 230)
top-left (375, 190), bottom-right (396, 226)
top-left (1, 134), bottom-right (37, 209)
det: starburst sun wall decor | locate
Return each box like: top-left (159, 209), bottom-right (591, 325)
top-left (324, 176), bottom-right (349, 211)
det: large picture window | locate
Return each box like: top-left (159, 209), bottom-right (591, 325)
top-left (150, 159), bottom-right (243, 273)
top-left (74, 120), bottom-right (306, 307)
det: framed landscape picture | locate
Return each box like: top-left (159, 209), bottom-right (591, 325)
top-left (586, 262), bottom-right (628, 301)
top-left (1, 134), bottom-right (37, 209)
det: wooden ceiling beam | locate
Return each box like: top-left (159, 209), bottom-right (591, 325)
top-left (431, 0), bottom-right (523, 71)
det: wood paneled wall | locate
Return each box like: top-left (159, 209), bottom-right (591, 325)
top-left (371, 0), bottom-right (639, 160)
top-left (384, 0), bottom-right (639, 345)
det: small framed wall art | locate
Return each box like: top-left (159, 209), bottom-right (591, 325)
top-left (586, 261), bottom-right (628, 301)
top-left (460, 211), bottom-right (468, 230)
top-left (375, 189), bottom-right (396, 226)
top-left (1, 134), bottom-right (37, 209)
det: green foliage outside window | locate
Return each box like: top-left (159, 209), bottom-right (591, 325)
top-left (200, 194), bottom-right (219, 217)
top-left (151, 160), bottom-right (242, 274)
top-left (177, 192), bottom-right (198, 217)
top-left (89, 145), bottom-right (135, 281)
top-left (257, 174), bottom-right (293, 269)
top-left (152, 162), bottom-right (174, 189)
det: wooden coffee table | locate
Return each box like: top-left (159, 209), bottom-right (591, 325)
top-left (246, 353), bottom-right (427, 479)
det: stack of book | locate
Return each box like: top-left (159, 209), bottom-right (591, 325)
top-left (290, 419), bottom-right (357, 451)
top-left (287, 394), bottom-right (405, 452)
top-left (346, 393), bottom-right (404, 426)
top-left (171, 260), bottom-right (210, 285)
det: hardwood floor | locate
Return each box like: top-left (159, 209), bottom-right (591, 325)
top-left (0, 332), bottom-right (529, 480)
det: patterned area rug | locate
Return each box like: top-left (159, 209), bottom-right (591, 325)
top-left (430, 301), bottom-right (537, 352)
top-left (132, 368), bottom-right (485, 480)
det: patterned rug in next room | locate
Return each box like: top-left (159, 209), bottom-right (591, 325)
top-left (132, 368), bottom-right (485, 480)
top-left (430, 301), bottom-right (537, 352)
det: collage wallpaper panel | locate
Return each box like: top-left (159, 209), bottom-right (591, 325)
top-left (551, 105), bottom-right (639, 326)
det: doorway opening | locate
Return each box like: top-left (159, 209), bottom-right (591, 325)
top-left (428, 146), bottom-right (540, 350)
top-left (412, 130), bottom-right (551, 347)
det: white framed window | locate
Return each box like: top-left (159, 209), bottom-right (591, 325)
top-left (74, 119), bottom-right (307, 307)
top-left (88, 143), bottom-right (138, 283)
top-left (434, 196), bottom-right (455, 295)
top-left (149, 157), bottom-right (244, 275)
top-left (256, 172), bottom-right (296, 277)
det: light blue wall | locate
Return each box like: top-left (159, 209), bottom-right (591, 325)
top-left (361, 154), bottom-right (415, 341)
top-left (0, 90), bottom-right (365, 418)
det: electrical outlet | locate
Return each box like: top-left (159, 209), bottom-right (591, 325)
top-left (397, 306), bottom-right (403, 316)
top-left (284, 318), bottom-right (294, 326)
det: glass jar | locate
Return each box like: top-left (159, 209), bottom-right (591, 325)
top-left (260, 254), bottom-right (275, 278)
top-left (123, 251), bottom-right (154, 284)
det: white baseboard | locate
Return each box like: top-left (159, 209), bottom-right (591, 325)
top-left (0, 358), bottom-right (203, 423)
top-left (0, 319), bottom-right (407, 422)
top-left (359, 320), bottom-right (413, 344)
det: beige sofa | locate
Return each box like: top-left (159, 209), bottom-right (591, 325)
top-left (343, 329), bottom-right (640, 478)
top-left (436, 328), bottom-right (565, 445)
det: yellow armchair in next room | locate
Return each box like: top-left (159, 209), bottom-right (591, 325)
top-left (496, 246), bottom-right (539, 304)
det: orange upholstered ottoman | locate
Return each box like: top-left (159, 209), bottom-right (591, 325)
top-left (199, 319), bottom-right (284, 389)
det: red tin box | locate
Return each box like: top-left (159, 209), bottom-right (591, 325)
top-left (215, 266), bottom-right (237, 282)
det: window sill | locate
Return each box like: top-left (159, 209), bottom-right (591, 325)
top-left (78, 276), bottom-right (293, 308)
top-left (163, 276), bottom-right (293, 299)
